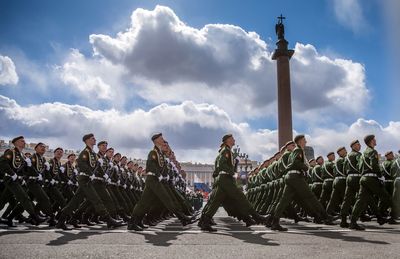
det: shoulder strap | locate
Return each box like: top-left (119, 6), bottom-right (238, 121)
top-left (346, 156), bottom-right (358, 172)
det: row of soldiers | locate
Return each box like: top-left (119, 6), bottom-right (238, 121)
top-left (247, 134), bottom-right (400, 231)
top-left (0, 133), bottom-right (197, 230)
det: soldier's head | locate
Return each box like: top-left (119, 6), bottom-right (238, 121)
top-left (83, 133), bottom-right (96, 148)
top-left (327, 152), bottom-right (335, 162)
top-left (106, 148), bottom-right (114, 159)
top-left (120, 156), bottom-right (127, 165)
top-left (35, 142), bottom-right (46, 156)
top-left (138, 166), bottom-right (143, 175)
top-left (97, 140), bottom-right (108, 153)
top-left (350, 140), bottom-right (361, 152)
top-left (222, 134), bottom-right (235, 148)
top-left (309, 158), bottom-right (316, 167)
top-left (151, 133), bottom-right (164, 148)
top-left (385, 151), bottom-right (394, 161)
top-left (12, 136), bottom-right (25, 150)
top-left (113, 153), bottom-right (121, 162)
top-left (337, 147), bottom-right (347, 158)
top-left (316, 156), bottom-right (324, 165)
top-left (67, 153), bottom-right (76, 163)
top-left (127, 161), bottom-right (134, 169)
top-left (133, 162), bottom-right (139, 171)
top-left (364, 134), bottom-right (376, 148)
top-left (294, 135), bottom-right (306, 149)
top-left (54, 147), bottom-right (64, 160)
top-left (285, 141), bottom-right (296, 151)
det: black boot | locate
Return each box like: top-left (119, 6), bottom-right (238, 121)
top-left (340, 216), bottom-right (349, 228)
top-left (243, 216), bottom-right (256, 227)
top-left (251, 213), bottom-right (270, 225)
top-left (198, 215), bottom-right (216, 232)
top-left (106, 215), bottom-right (123, 229)
top-left (56, 214), bottom-right (72, 230)
top-left (377, 216), bottom-right (387, 226)
top-left (349, 219), bottom-right (365, 231)
top-left (48, 215), bottom-right (57, 227)
top-left (81, 213), bottom-right (95, 226)
top-left (265, 214), bottom-right (273, 228)
top-left (178, 212), bottom-right (198, 226)
top-left (270, 217), bottom-right (287, 231)
top-left (127, 216), bottom-right (143, 231)
top-left (387, 217), bottom-right (399, 225)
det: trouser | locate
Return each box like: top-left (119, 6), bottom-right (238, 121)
top-left (319, 180), bottom-right (333, 208)
top-left (61, 184), bottom-right (75, 202)
top-left (27, 181), bottom-right (54, 216)
top-left (311, 183), bottom-right (323, 198)
top-left (326, 178), bottom-right (346, 214)
top-left (202, 174), bottom-right (254, 218)
top-left (350, 176), bottom-right (391, 221)
top-left (132, 176), bottom-right (181, 218)
top-left (80, 180), bottom-right (118, 217)
top-left (45, 185), bottom-right (66, 212)
top-left (274, 173), bottom-right (326, 219)
top-left (0, 180), bottom-right (36, 216)
top-left (340, 176), bottom-right (361, 217)
top-left (268, 179), bottom-right (285, 214)
top-left (60, 177), bottom-right (109, 217)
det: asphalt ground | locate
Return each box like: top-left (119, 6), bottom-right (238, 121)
top-left (0, 209), bottom-right (399, 259)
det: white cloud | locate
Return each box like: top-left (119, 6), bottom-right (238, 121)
top-left (1, 95), bottom-right (398, 163)
top-left (56, 5), bottom-right (369, 122)
top-left (332, 0), bottom-right (368, 33)
top-left (309, 118), bottom-right (400, 157)
top-left (0, 55), bottom-right (19, 85)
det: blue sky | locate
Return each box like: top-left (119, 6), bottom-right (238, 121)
top-left (0, 0), bottom-right (399, 162)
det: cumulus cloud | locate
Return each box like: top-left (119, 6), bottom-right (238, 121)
top-left (309, 119), bottom-right (400, 157)
top-left (0, 55), bottom-right (19, 85)
top-left (332, 0), bottom-right (368, 33)
top-left (0, 94), bottom-right (279, 162)
top-left (1, 95), bottom-right (398, 163)
top-left (57, 5), bottom-right (369, 121)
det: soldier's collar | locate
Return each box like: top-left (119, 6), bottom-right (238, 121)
top-left (86, 145), bottom-right (93, 151)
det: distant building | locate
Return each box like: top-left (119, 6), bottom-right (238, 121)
top-left (181, 162), bottom-right (214, 188)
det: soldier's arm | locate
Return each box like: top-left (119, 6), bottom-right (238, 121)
top-left (77, 150), bottom-right (92, 173)
top-left (146, 150), bottom-right (160, 175)
top-left (370, 150), bottom-right (381, 173)
top-left (287, 149), bottom-right (308, 171)
top-left (0, 150), bottom-right (14, 177)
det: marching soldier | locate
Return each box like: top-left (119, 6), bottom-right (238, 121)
top-left (0, 136), bottom-right (44, 226)
top-left (349, 135), bottom-right (391, 230)
top-left (320, 152), bottom-right (335, 208)
top-left (56, 133), bottom-right (122, 230)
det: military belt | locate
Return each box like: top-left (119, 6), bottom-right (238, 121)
top-left (324, 179), bottom-right (334, 182)
top-left (287, 170), bottom-right (302, 175)
top-left (363, 173), bottom-right (377, 177)
top-left (335, 176), bottom-right (346, 180)
top-left (396, 177), bottom-right (400, 181)
top-left (219, 171), bottom-right (232, 175)
top-left (108, 182), bottom-right (117, 186)
top-left (79, 172), bottom-right (91, 177)
top-left (384, 180), bottom-right (393, 182)
top-left (146, 172), bottom-right (163, 181)
top-left (28, 176), bottom-right (39, 180)
top-left (93, 177), bottom-right (104, 182)
top-left (348, 174), bottom-right (360, 177)
top-left (313, 182), bottom-right (323, 185)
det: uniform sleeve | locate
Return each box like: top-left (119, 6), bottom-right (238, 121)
top-left (287, 148), bottom-right (308, 172)
top-left (77, 150), bottom-right (92, 174)
top-left (0, 150), bottom-right (14, 177)
top-left (146, 150), bottom-right (160, 175)
top-left (370, 150), bottom-right (381, 174)
top-left (218, 149), bottom-right (234, 174)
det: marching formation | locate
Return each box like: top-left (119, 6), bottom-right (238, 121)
top-left (0, 132), bottom-right (399, 233)
top-left (0, 133), bottom-right (197, 230)
top-left (246, 134), bottom-right (400, 231)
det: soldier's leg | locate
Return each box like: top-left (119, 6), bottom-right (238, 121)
top-left (6, 181), bottom-right (36, 216)
top-left (340, 178), bottom-right (359, 217)
top-left (350, 178), bottom-right (373, 222)
top-left (94, 183), bottom-right (117, 215)
top-left (326, 180), bottom-right (346, 215)
top-left (27, 182), bottom-right (54, 216)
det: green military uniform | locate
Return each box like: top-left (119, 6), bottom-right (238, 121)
top-left (200, 144), bottom-right (257, 226)
top-left (25, 153), bottom-right (55, 218)
top-left (311, 163), bottom-right (324, 198)
top-left (130, 146), bottom-right (188, 227)
top-left (57, 145), bottom-right (114, 229)
top-left (350, 146), bottom-right (391, 226)
top-left (326, 153), bottom-right (347, 215)
top-left (340, 149), bottom-right (362, 219)
top-left (273, 146), bottom-right (330, 230)
top-left (381, 159), bottom-right (394, 198)
top-left (44, 158), bottom-right (67, 211)
top-left (0, 148), bottom-right (38, 222)
top-left (320, 159), bottom-right (335, 208)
